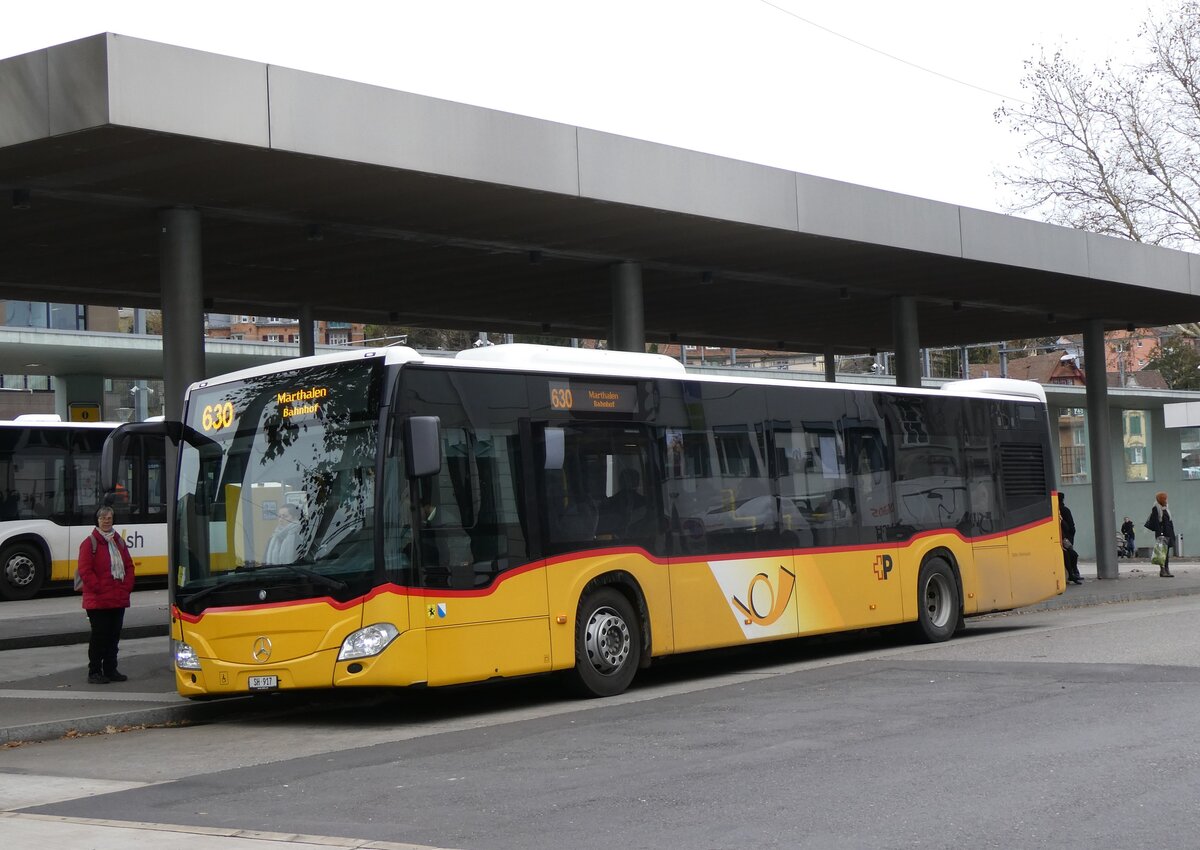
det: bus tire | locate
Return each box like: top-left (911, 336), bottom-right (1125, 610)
top-left (0, 542), bottom-right (46, 601)
top-left (915, 557), bottom-right (959, 643)
top-left (571, 587), bottom-right (641, 698)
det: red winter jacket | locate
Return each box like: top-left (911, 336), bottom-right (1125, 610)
top-left (78, 528), bottom-right (135, 610)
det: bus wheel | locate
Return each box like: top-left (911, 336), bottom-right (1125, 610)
top-left (0, 543), bottom-right (45, 601)
top-left (571, 587), bottom-right (641, 698)
top-left (915, 557), bottom-right (959, 643)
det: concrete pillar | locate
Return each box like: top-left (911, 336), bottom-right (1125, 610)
top-left (892, 296), bottom-right (921, 387)
top-left (298, 304), bottom-right (315, 358)
top-left (1084, 320), bottom-right (1118, 580)
top-left (159, 207), bottom-right (205, 609)
top-left (609, 262), bottom-right (644, 352)
top-left (53, 374), bottom-right (105, 420)
top-left (159, 207), bottom-right (206, 420)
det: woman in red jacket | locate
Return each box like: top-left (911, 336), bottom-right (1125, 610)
top-left (78, 505), bottom-right (136, 684)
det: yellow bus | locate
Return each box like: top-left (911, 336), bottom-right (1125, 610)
top-left (109, 344), bottom-right (1063, 698)
top-left (0, 417), bottom-right (167, 600)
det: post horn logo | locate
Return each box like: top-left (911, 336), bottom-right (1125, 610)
top-left (731, 565), bottom-right (796, 626)
top-left (252, 636), bottom-right (273, 663)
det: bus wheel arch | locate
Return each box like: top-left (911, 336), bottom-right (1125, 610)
top-left (0, 536), bottom-right (50, 601)
top-left (915, 552), bottom-right (962, 643)
top-left (569, 572), bottom-right (649, 698)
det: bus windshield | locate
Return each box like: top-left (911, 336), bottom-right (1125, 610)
top-left (175, 358), bottom-right (385, 613)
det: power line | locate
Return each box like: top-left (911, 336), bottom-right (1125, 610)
top-left (758, 0), bottom-right (1029, 104)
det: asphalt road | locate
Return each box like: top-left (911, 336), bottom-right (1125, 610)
top-left (3, 593), bottom-right (1200, 850)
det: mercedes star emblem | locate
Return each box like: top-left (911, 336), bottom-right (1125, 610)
top-left (252, 636), bottom-right (272, 663)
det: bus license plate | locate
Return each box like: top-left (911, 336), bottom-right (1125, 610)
top-left (248, 675), bottom-right (278, 690)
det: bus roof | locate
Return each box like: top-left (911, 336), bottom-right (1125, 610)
top-left (185, 344), bottom-right (1047, 406)
top-left (454, 343), bottom-right (686, 378)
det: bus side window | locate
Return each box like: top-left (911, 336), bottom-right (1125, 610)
top-left (540, 423), bottom-right (659, 555)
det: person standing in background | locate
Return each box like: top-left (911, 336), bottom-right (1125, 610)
top-left (1120, 516), bottom-right (1136, 558)
top-left (1145, 491), bottom-right (1176, 578)
top-left (77, 505), bottom-right (136, 683)
top-left (1059, 493), bottom-right (1083, 585)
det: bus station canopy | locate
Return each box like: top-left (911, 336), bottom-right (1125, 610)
top-left (3, 33), bottom-right (1200, 358)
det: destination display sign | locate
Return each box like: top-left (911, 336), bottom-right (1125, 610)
top-left (194, 384), bottom-right (331, 434)
top-left (548, 379), bottom-right (638, 414)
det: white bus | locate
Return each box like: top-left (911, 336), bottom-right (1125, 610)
top-left (0, 417), bottom-right (167, 600)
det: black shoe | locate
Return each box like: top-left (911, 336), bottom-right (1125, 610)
top-left (1163, 572), bottom-right (1175, 578)
top-left (87, 673), bottom-right (109, 684)
top-left (105, 671), bottom-right (128, 682)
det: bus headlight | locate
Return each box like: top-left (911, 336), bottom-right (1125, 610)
top-left (174, 640), bottom-right (202, 670)
top-left (338, 623), bottom-right (400, 661)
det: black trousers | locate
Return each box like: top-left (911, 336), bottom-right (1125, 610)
top-left (1063, 546), bottom-right (1080, 579)
top-left (86, 608), bottom-right (126, 675)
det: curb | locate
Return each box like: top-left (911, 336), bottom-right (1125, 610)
top-left (997, 582), bottom-right (1200, 614)
top-left (0, 624), bottom-right (169, 653)
top-left (0, 695), bottom-right (253, 746)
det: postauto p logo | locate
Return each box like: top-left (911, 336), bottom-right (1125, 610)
top-left (873, 554), bottom-right (894, 581)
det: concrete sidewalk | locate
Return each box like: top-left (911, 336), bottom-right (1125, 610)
top-left (1, 560), bottom-right (1199, 746)
top-left (0, 588), bottom-right (170, 651)
top-left (0, 590), bottom-right (241, 745)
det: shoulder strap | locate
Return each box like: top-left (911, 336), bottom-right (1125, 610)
top-left (89, 533), bottom-right (97, 555)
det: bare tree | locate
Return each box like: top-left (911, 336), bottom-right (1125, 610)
top-left (996, 2), bottom-right (1200, 250)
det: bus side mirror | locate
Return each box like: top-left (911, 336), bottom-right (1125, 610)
top-left (405, 416), bottom-right (442, 479)
top-left (102, 420), bottom-right (174, 495)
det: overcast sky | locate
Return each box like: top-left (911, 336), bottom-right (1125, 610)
top-left (4, 1), bottom-right (1178, 214)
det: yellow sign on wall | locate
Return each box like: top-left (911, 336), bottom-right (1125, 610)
top-left (68, 403), bottom-right (101, 422)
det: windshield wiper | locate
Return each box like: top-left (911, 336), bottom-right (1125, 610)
top-left (179, 581), bottom-right (224, 609)
top-left (234, 560), bottom-right (348, 592)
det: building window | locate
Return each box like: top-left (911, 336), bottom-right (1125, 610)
top-left (1181, 427), bottom-right (1200, 479)
top-left (230, 333), bottom-right (244, 341)
top-left (264, 334), bottom-right (281, 343)
top-left (4, 301), bottom-right (85, 330)
top-left (1, 374), bottom-right (53, 391)
top-left (1123, 410), bottom-right (1151, 482)
top-left (1058, 407), bottom-right (1089, 484)
top-left (327, 332), bottom-right (349, 345)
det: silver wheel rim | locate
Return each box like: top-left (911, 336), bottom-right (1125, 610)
top-left (583, 605), bottom-right (631, 675)
top-left (4, 552), bottom-right (35, 588)
top-left (923, 571), bottom-right (952, 629)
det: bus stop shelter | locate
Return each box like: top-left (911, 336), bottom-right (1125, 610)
top-left (4, 32), bottom-right (1200, 577)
